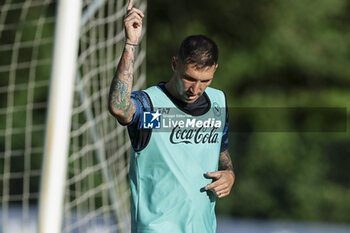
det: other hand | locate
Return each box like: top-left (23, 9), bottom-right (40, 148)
top-left (205, 170), bottom-right (235, 199)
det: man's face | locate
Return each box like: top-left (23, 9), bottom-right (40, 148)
top-left (173, 59), bottom-right (218, 103)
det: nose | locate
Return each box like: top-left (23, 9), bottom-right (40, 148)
top-left (191, 81), bottom-right (201, 94)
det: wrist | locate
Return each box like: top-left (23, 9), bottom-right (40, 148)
top-left (125, 39), bottom-right (138, 46)
top-left (228, 170), bottom-right (235, 178)
top-left (125, 41), bottom-right (138, 47)
top-left (220, 169), bottom-right (234, 177)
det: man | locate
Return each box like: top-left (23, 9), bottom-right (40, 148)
top-left (108, 1), bottom-right (235, 232)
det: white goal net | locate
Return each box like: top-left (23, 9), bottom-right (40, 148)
top-left (0, 0), bottom-right (146, 232)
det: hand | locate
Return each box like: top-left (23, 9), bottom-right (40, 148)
top-left (205, 170), bottom-right (235, 199)
top-left (124, 0), bottom-right (144, 44)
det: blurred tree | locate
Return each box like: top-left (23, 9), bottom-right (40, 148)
top-left (147, 0), bottom-right (350, 223)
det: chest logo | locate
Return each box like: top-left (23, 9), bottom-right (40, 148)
top-left (212, 102), bottom-right (221, 117)
top-left (170, 125), bottom-right (219, 144)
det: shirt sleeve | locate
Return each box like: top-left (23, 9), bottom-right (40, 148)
top-left (220, 92), bottom-right (229, 152)
top-left (127, 91), bottom-right (153, 152)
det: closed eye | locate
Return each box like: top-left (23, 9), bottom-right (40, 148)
top-left (182, 74), bottom-right (212, 83)
top-left (182, 74), bottom-right (196, 82)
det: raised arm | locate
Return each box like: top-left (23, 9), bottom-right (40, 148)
top-left (108, 0), bottom-right (144, 124)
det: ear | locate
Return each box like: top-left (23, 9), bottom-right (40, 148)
top-left (171, 56), bottom-right (177, 72)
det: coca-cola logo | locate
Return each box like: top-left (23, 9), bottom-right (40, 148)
top-left (169, 125), bottom-right (219, 144)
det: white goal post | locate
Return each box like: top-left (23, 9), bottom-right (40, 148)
top-left (0, 0), bottom-right (147, 232)
top-left (38, 0), bottom-right (82, 233)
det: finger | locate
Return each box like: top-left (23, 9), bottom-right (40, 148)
top-left (206, 171), bottom-right (222, 179)
top-left (211, 183), bottom-right (228, 194)
top-left (217, 190), bottom-right (230, 198)
top-left (126, 8), bottom-right (144, 18)
top-left (125, 13), bottom-right (143, 23)
top-left (127, 0), bottom-right (134, 11)
top-left (205, 179), bottom-right (225, 191)
top-left (124, 17), bottom-right (142, 28)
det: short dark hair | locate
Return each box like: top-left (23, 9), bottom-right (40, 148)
top-left (177, 35), bottom-right (219, 69)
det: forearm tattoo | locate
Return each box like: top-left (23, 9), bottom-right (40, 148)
top-left (109, 46), bottom-right (136, 119)
top-left (117, 46), bottom-right (135, 80)
top-left (219, 150), bottom-right (234, 172)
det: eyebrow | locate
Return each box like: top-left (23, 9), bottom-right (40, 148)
top-left (183, 73), bottom-right (212, 82)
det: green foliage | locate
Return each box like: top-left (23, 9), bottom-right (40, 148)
top-left (148, 0), bottom-right (350, 223)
